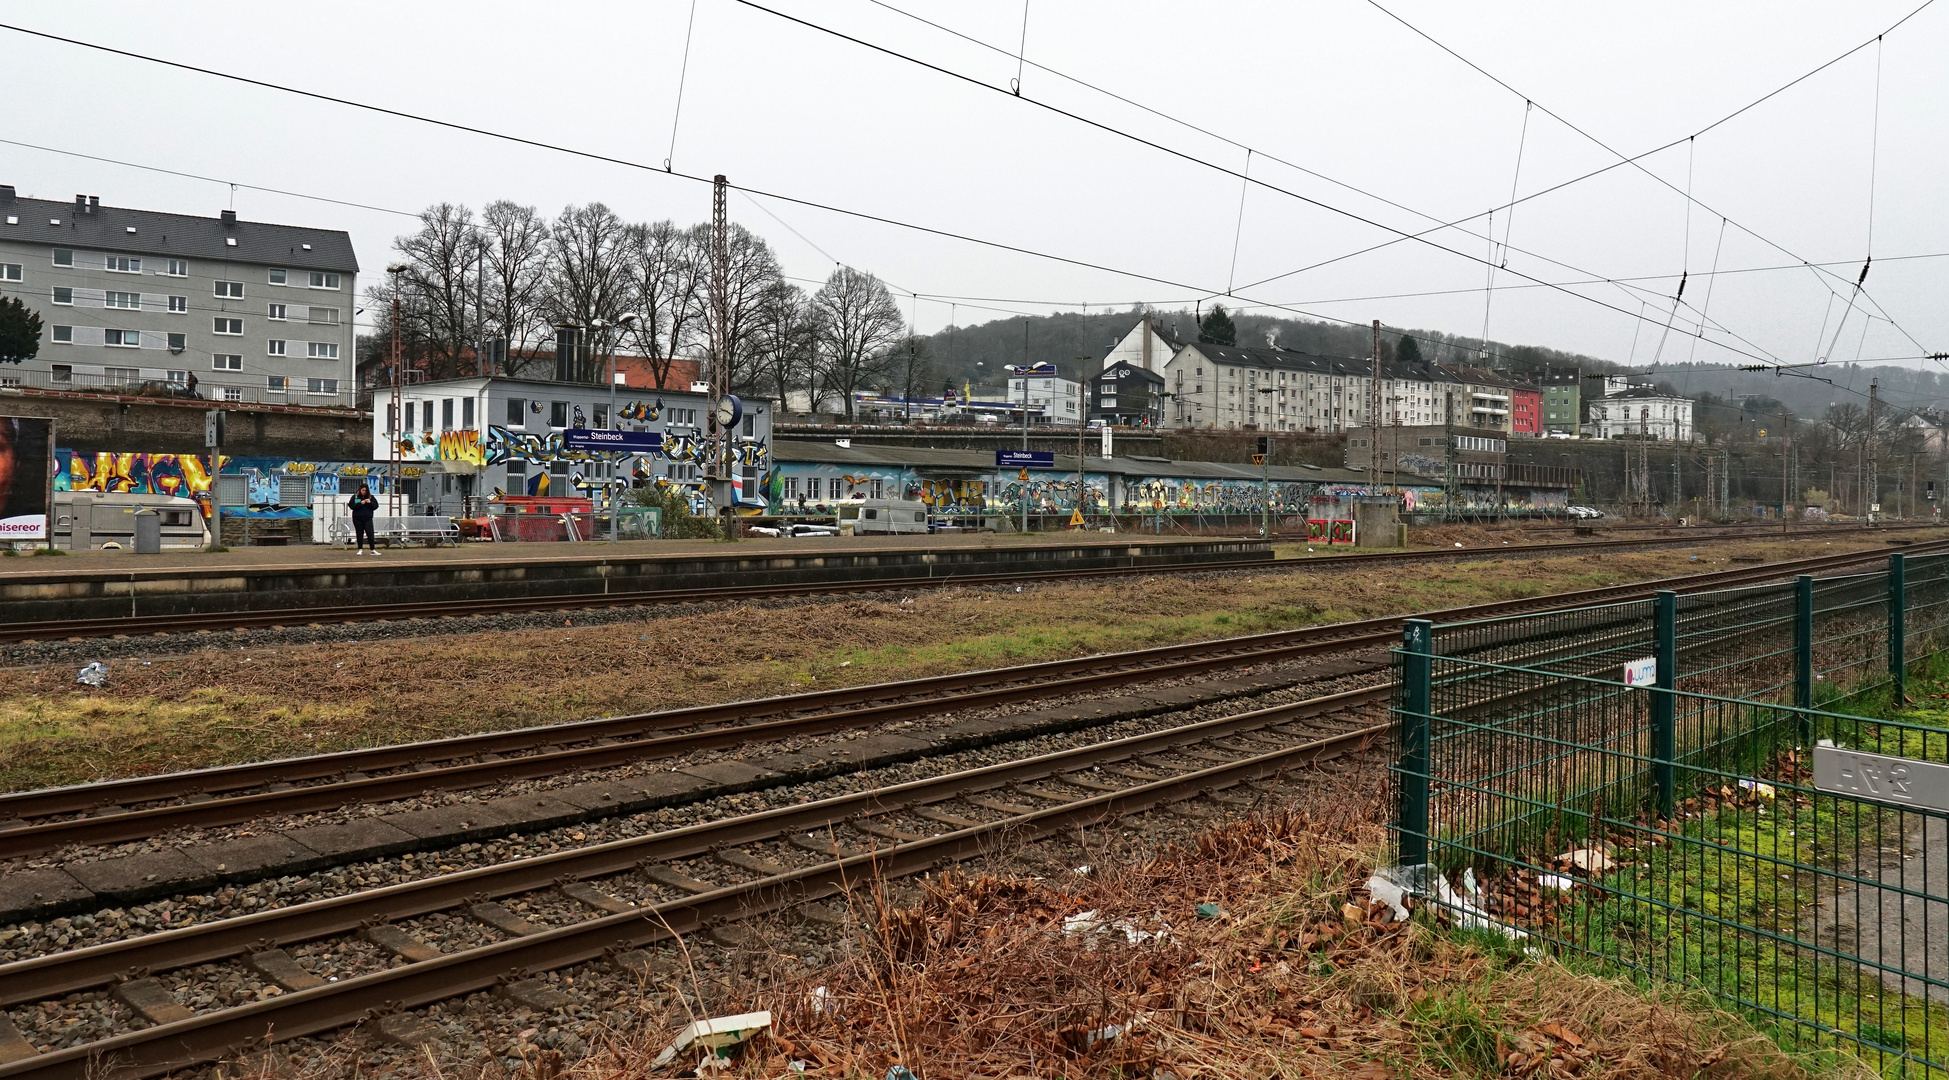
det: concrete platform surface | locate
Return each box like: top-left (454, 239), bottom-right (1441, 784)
top-left (0, 531), bottom-right (1240, 582)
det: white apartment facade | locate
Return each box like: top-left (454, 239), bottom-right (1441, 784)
top-left (1590, 381), bottom-right (1695, 441)
top-left (0, 187), bottom-right (358, 407)
top-left (1006, 371), bottom-right (1083, 424)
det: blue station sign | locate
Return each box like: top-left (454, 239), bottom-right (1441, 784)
top-left (996, 450), bottom-right (1055, 469)
top-left (564, 428), bottom-right (664, 453)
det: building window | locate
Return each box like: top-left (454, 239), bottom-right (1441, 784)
top-left (506, 397), bottom-right (524, 425)
top-left (592, 403), bottom-right (607, 428)
top-left (307, 272), bottom-right (341, 289)
top-left (167, 332), bottom-right (185, 351)
top-left (104, 256), bottom-right (140, 274)
top-left (307, 377), bottom-right (339, 395)
top-left (103, 329), bottom-right (140, 348)
top-left (307, 306), bottom-right (340, 325)
top-left (267, 339), bottom-right (287, 356)
top-left (268, 268), bottom-right (287, 285)
top-left (52, 287), bottom-right (71, 305)
top-left (0, 264), bottom-right (19, 281)
top-left (267, 375), bottom-right (288, 393)
top-left (165, 259), bottom-right (187, 277)
top-left (306, 341), bottom-right (339, 359)
top-left (549, 401), bottom-right (569, 427)
top-left (214, 354), bottom-right (242, 371)
top-left (168, 295), bottom-right (188, 313)
top-left (462, 397), bottom-right (475, 427)
top-left (442, 398), bottom-right (455, 428)
top-left (213, 317), bottom-right (242, 335)
top-left (52, 249), bottom-right (73, 266)
top-left (267, 303), bottom-right (287, 321)
top-left (214, 281), bottom-right (244, 299)
top-left (105, 291), bottom-right (140, 309)
top-left (50, 363), bottom-right (71, 381)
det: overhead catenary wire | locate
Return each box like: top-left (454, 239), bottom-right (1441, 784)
top-left (0, 17), bottom-right (1807, 374)
top-left (1476, 101), bottom-right (1532, 362)
top-left (715, 0), bottom-right (1799, 367)
top-left (665, 0), bottom-right (703, 171)
top-left (1359, 0), bottom-right (1938, 368)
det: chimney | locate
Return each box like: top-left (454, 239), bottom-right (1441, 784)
top-left (0, 185), bottom-right (14, 203)
top-left (74, 194), bottom-right (87, 215)
top-left (220, 209), bottom-right (237, 225)
top-left (88, 195), bottom-right (99, 212)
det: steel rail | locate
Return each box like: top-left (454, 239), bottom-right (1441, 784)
top-left (0, 683), bottom-right (1385, 1006)
top-left (0, 525), bottom-right (1924, 645)
top-left (0, 536), bottom-right (1938, 857)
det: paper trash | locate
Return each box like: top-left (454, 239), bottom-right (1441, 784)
top-left (649, 1011), bottom-right (773, 1068)
top-left (77, 662), bottom-right (107, 688)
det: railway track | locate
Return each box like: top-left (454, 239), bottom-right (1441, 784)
top-left (0, 523), bottom-right (1927, 645)
top-left (0, 690), bottom-right (1389, 1079)
top-left (0, 535), bottom-right (1939, 863)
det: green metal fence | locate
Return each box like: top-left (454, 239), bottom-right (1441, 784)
top-left (1395, 552), bottom-right (1949, 1076)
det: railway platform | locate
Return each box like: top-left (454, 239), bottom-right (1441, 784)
top-left (0, 534), bottom-right (1272, 628)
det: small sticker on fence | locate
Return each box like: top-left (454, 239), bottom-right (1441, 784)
top-left (1814, 746), bottom-right (1949, 811)
top-left (1621, 657), bottom-right (1657, 686)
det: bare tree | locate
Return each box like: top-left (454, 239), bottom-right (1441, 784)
top-left (480, 200), bottom-right (550, 376)
top-left (885, 333), bottom-right (935, 422)
top-left (809, 267), bottom-right (905, 420)
top-left (745, 280), bottom-right (816, 404)
top-left (391, 203), bottom-right (483, 379)
top-left (620, 220), bottom-right (704, 390)
top-left (717, 223), bottom-right (787, 392)
top-left (545, 203), bottom-right (635, 383)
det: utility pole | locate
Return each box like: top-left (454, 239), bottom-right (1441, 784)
top-left (707, 174), bottom-right (730, 519)
top-left (1867, 378), bottom-right (1880, 521)
top-left (1369, 320), bottom-right (1382, 487)
top-left (388, 270), bottom-right (403, 515)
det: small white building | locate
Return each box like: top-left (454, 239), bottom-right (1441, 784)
top-left (1007, 371), bottom-right (1083, 424)
top-left (1590, 382), bottom-right (1694, 442)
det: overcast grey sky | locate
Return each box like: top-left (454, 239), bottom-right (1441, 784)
top-left (2, 1), bottom-right (1942, 376)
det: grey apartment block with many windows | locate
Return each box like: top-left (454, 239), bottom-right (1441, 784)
top-left (0, 188), bottom-right (357, 406)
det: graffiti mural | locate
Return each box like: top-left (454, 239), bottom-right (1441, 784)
top-left (57, 453), bottom-right (404, 516)
top-left (1123, 476), bottom-right (1316, 515)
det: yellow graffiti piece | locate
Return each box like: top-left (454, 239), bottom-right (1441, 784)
top-left (437, 429), bottom-right (485, 465)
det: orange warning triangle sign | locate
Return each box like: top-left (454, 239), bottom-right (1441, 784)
top-left (1018, 469), bottom-right (1030, 481)
top-left (1069, 508), bottom-right (1085, 527)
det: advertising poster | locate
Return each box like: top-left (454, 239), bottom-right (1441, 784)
top-left (0, 416), bottom-right (55, 541)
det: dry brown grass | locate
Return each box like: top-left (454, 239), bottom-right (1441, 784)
top-left (469, 811), bottom-right (1847, 1080)
top-left (0, 533), bottom-right (1925, 792)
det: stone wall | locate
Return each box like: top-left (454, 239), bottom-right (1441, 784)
top-left (1, 389), bottom-right (369, 460)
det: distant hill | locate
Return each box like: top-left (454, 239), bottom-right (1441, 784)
top-left (916, 308), bottom-right (1946, 422)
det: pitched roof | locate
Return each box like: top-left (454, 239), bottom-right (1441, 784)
top-left (0, 190), bottom-right (358, 272)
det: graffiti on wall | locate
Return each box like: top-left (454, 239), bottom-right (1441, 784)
top-left (1125, 477), bottom-right (1316, 515)
top-left (57, 453), bottom-right (408, 515)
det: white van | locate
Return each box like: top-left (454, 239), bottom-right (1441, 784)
top-left (853, 499), bottom-right (930, 534)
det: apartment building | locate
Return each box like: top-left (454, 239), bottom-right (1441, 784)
top-left (1006, 368), bottom-right (1083, 424)
top-left (0, 188), bottom-right (358, 406)
top-left (1163, 340), bottom-right (1457, 434)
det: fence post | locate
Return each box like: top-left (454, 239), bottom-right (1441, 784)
top-left (1795, 575), bottom-right (1815, 727)
top-left (1398, 618), bottom-right (1433, 867)
top-left (1654, 591), bottom-right (1677, 821)
top-left (1891, 552), bottom-right (1908, 704)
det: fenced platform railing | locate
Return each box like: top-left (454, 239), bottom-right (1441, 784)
top-left (1395, 552), bottom-right (1949, 1076)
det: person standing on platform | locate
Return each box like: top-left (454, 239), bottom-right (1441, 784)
top-left (350, 483), bottom-right (380, 555)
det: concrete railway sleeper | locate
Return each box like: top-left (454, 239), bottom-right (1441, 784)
top-left (0, 537), bottom-right (1940, 862)
top-left (0, 698), bottom-right (1389, 1079)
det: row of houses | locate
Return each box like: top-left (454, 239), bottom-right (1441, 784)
top-left (1095, 317), bottom-right (1695, 440)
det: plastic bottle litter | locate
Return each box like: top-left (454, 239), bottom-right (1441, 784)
top-left (76, 662), bottom-right (107, 688)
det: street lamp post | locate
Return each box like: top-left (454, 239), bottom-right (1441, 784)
top-left (597, 313), bottom-right (641, 542)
